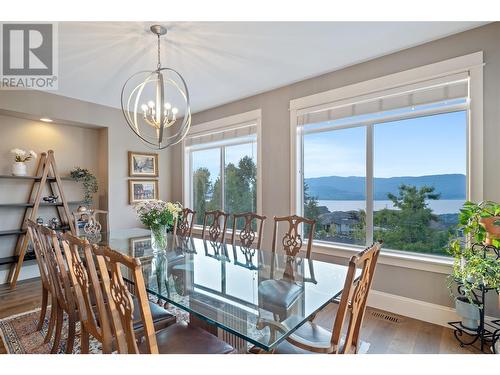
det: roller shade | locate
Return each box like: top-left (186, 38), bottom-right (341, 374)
top-left (297, 72), bottom-right (469, 127)
top-left (185, 122), bottom-right (257, 148)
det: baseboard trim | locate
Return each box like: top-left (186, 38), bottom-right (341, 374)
top-left (368, 290), bottom-right (495, 328)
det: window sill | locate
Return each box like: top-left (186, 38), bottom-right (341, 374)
top-left (311, 240), bottom-right (453, 275)
top-left (191, 226), bottom-right (452, 274)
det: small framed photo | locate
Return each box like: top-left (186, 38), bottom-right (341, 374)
top-left (128, 151), bottom-right (158, 177)
top-left (129, 179), bottom-right (159, 204)
top-left (129, 236), bottom-right (152, 258)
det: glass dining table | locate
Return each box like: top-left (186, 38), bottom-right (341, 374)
top-left (89, 228), bottom-right (358, 352)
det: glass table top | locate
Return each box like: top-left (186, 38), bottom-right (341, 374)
top-left (93, 228), bottom-right (358, 351)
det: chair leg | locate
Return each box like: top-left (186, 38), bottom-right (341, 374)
top-left (36, 288), bottom-right (49, 331)
top-left (80, 326), bottom-right (89, 354)
top-left (44, 296), bottom-right (57, 344)
top-left (65, 314), bottom-right (76, 354)
top-left (50, 306), bottom-right (64, 354)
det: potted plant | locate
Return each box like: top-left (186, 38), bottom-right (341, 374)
top-left (134, 199), bottom-right (182, 253)
top-left (70, 167), bottom-right (98, 209)
top-left (447, 201), bottom-right (500, 330)
top-left (10, 148), bottom-right (37, 176)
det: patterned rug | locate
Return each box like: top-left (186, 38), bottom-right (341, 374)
top-left (0, 301), bottom-right (189, 354)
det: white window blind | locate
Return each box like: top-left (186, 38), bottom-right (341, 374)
top-left (297, 72), bottom-right (469, 127)
top-left (185, 122), bottom-right (257, 148)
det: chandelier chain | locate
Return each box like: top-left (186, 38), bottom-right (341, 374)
top-left (157, 34), bottom-right (161, 70)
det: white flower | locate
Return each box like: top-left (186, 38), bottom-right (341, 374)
top-left (29, 150), bottom-right (37, 159)
top-left (10, 148), bottom-right (25, 156)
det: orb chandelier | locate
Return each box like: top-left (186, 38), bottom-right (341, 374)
top-left (121, 25), bottom-right (191, 150)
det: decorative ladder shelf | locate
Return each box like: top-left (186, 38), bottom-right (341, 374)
top-left (1, 150), bottom-right (77, 288)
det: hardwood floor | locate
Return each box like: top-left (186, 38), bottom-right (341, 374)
top-left (0, 278), bottom-right (483, 354)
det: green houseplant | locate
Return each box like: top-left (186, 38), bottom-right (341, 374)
top-left (447, 201), bottom-right (500, 329)
top-left (70, 167), bottom-right (98, 207)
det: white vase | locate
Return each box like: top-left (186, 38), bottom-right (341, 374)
top-left (12, 162), bottom-right (27, 176)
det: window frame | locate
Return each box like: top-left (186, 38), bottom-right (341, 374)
top-left (290, 52), bottom-right (484, 265)
top-left (182, 109), bottom-right (262, 229)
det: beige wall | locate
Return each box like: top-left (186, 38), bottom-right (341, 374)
top-left (168, 22), bottom-right (500, 315)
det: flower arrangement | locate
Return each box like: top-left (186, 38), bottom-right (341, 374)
top-left (134, 200), bottom-right (182, 252)
top-left (134, 199), bottom-right (182, 229)
top-left (11, 149), bottom-right (37, 162)
top-left (70, 167), bottom-right (98, 207)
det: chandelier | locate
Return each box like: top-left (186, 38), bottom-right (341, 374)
top-left (121, 25), bottom-right (191, 149)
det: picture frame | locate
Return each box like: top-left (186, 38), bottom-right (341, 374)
top-left (128, 151), bottom-right (159, 177)
top-left (129, 236), bottom-right (152, 258)
top-left (129, 179), bottom-right (159, 204)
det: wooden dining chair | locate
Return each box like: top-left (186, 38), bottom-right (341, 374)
top-left (272, 215), bottom-right (316, 259)
top-left (201, 210), bottom-right (230, 243)
top-left (92, 244), bottom-right (235, 354)
top-left (60, 232), bottom-right (113, 353)
top-left (60, 232), bottom-right (177, 353)
top-left (25, 220), bottom-right (53, 335)
top-left (230, 212), bottom-right (266, 248)
top-left (29, 223), bottom-right (79, 353)
top-left (175, 207), bottom-right (196, 237)
top-left (269, 241), bottom-right (383, 354)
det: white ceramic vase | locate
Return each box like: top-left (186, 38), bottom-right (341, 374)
top-left (12, 162), bottom-right (27, 176)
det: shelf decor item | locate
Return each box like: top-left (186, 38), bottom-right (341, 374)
top-left (10, 149), bottom-right (37, 176)
top-left (134, 199), bottom-right (181, 253)
top-left (128, 151), bottom-right (159, 177)
top-left (70, 167), bottom-right (98, 209)
top-left (121, 25), bottom-right (191, 150)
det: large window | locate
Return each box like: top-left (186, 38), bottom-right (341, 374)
top-left (186, 121), bottom-right (258, 228)
top-left (296, 75), bottom-right (470, 257)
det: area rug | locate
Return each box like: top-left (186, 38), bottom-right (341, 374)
top-left (0, 301), bottom-right (189, 354)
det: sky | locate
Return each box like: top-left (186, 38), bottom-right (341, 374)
top-left (304, 110), bottom-right (467, 179)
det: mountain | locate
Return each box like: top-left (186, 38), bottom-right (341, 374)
top-left (305, 174), bottom-right (466, 200)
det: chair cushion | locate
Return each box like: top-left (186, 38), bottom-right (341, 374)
top-left (258, 279), bottom-right (303, 310)
top-left (138, 321), bottom-right (235, 354)
top-left (132, 298), bottom-right (177, 332)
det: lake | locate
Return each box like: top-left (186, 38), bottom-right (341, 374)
top-left (317, 199), bottom-right (465, 215)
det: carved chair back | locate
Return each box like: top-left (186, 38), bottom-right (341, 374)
top-left (72, 209), bottom-right (109, 236)
top-left (230, 212), bottom-right (266, 249)
top-left (92, 244), bottom-right (159, 354)
top-left (330, 241), bottom-right (382, 354)
top-left (271, 215), bottom-right (316, 258)
top-left (35, 224), bottom-right (76, 315)
top-left (61, 232), bottom-right (113, 353)
top-left (25, 219), bottom-right (51, 294)
top-left (201, 210), bottom-right (230, 243)
top-left (176, 207), bottom-right (196, 237)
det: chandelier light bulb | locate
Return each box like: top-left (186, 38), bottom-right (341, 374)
top-left (148, 101), bottom-right (155, 108)
top-left (172, 107), bottom-right (179, 115)
top-left (141, 104), bottom-right (148, 111)
top-left (164, 102), bottom-right (172, 110)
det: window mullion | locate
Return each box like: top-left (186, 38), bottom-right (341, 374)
top-left (366, 124), bottom-right (374, 245)
top-left (220, 146), bottom-right (225, 211)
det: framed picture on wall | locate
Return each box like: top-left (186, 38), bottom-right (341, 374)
top-left (129, 179), bottom-right (159, 204)
top-left (128, 151), bottom-right (159, 177)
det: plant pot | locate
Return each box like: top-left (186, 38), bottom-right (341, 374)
top-left (455, 297), bottom-right (480, 330)
top-left (479, 216), bottom-right (500, 245)
top-left (12, 162), bottom-right (27, 176)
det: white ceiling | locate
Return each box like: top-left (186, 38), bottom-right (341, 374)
top-left (56, 22), bottom-right (487, 113)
